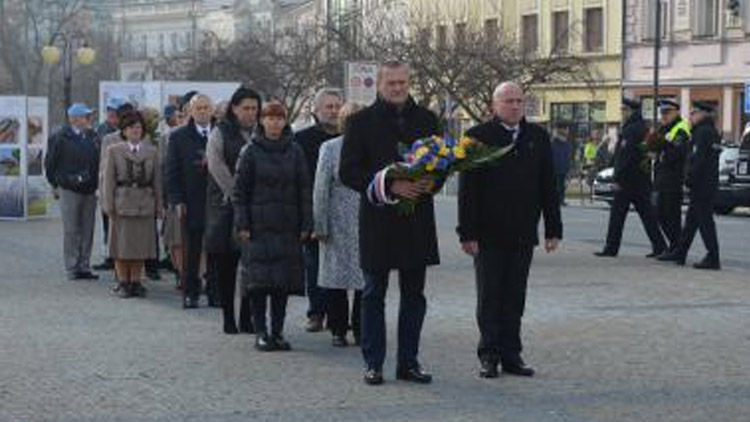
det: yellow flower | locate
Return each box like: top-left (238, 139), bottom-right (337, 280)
top-left (414, 146), bottom-right (430, 159)
top-left (459, 136), bottom-right (473, 148)
top-left (438, 145), bottom-right (450, 157)
top-left (426, 157), bottom-right (440, 172)
top-left (452, 146), bottom-right (466, 159)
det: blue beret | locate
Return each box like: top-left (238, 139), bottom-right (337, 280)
top-left (67, 103), bottom-right (93, 117)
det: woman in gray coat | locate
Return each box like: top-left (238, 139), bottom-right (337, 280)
top-left (102, 111), bottom-right (162, 298)
top-left (234, 102), bottom-right (312, 352)
top-left (313, 102), bottom-right (365, 347)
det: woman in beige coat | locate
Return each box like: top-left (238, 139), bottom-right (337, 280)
top-left (102, 111), bottom-right (163, 298)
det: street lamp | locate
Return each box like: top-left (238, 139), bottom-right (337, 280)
top-left (41, 32), bottom-right (96, 115)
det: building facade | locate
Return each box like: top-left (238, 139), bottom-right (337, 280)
top-left (409, 0), bottom-right (623, 145)
top-left (112, 0), bottom-right (235, 80)
top-left (624, 0), bottom-right (750, 142)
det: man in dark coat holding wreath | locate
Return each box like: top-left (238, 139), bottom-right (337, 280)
top-left (340, 61), bottom-right (439, 386)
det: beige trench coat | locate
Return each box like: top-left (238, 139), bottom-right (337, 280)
top-left (102, 142), bottom-right (162, 260)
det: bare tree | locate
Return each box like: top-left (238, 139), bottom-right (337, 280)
top-left (153, 28), bottom-right (329, 122)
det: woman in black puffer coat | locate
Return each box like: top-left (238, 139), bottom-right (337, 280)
top-left (233, 102), bottom-right (312, 352)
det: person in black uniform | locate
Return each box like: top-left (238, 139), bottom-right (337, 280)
top-left (458, 82), bottom-right (562, 379)
top-left (595, 98), bottom-right (667, 258)
top-left (653, 100), bottom-right (690, 252)
top-left (658, 101), bottom-right (721, 270)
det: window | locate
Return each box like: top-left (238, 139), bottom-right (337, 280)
top-left (170, 33), bottom-right (178, 53)
top-left (584, 7), bottom-right (603, 52)
top-left (437, 25), bottom-right (447, 50)
top-left (644, 0), bottom-right (668, 40)
top-left (158, 33), bottom-right (165, 55)
top-left (551, 102), bottom-right (607, 155)
top-left (455, 22), bottom-right (467, 47)
top-left (694, 0), bottom-right (718, 37)
top-left (521, 14), bottom-right (538, 56)
top-left (417, 28), bottom-right (431, 47)
top-left (552, 11), bottom-right (569, 53)
top-left (140, 34), bottom-right (147, 57)
top-left (484, 18), bottom-right (499, 42)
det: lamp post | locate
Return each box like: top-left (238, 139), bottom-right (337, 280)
top-left (41, 31), bottom-right (96, 115)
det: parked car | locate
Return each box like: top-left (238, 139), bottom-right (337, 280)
top-left (714, 142), bottom-right (750, 215)
top-left (592, 144), bottom-right (748, 214)
top-left (592, 167), bottom-right (615, 205)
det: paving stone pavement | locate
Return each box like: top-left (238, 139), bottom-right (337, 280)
top-left (1, 200), bottom-right (749, 422)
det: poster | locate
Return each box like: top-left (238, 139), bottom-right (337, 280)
top-left (0, 96), bottom-right (50, 219)
top-left (27, 177), bottom-right (51, 217)
top-left (0, 178), bottom-right (24, 218)
top-left (345, 62), bottom-right (378, 106)
top-left (0, 96), bottom-right (26, 145)
top-left (98, 82), bottom-right (147, 123)
top-left (162, 81), bottom-right (239, 109)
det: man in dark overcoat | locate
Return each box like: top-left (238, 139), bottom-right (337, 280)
top-left (457, 82), bottom-right (562, 379)
top-left (340, 61), bottom-right (439, 386)
top-left (166, 94), bottom-right (215, 309)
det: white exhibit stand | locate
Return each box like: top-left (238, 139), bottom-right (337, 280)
top-left (0, 96), bottom-right (52, 220)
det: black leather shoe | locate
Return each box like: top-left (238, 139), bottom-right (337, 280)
top-left (693, 257), bottom-right (721, 270)
top-left (364, 368), bottom-right (384, 385)
top-left (76, 272), bottom-right (100, 280)
top-left (594, 250), bottom-right (617, 258)
top-left (479, 360), bottom-right (499, 379)
top-left (646, 249), bottom-right (666, 258)
top-left (183, 297), bottom-right (199, 309)
top-left (223, 321), bottom-right (239, 335)
top-left (255, 334), bottom-right (275, 352)
top-left (396, 366), bottom-right (433, 384)
top-left (657, 251), bottom-right (686, 265)
top-left (501, 360), bottom-right (535, 377)
top-left (131, 283), bottom-right (147, 298)
top-left (332, 335), bottom-right (349, 348)
top-left (113, 282), bottom-right (132, 299)
top-left (271, 335), bottom-right (291, 351)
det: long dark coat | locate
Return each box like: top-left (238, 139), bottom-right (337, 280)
top-left (613, 113), bottom-right (652, 192)
top-left (686, 117), bottom-right (721, 200)
top-left (165, 119), bottom-right (210, 232)
top-left (457, 118), bottom-right (563, 248)
top-left (339, 97), bottom-right (440, 272)
top-left (204, 120), bottom-right (249, 254)
top-left (233, 127), bottom-right (312, 295)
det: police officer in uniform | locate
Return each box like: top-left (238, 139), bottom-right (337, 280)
top-left (653, 100), bottom-right (690, 253)
top-left (658, 101), bottom-right (721, 270)
top-left (595, 98), bottom-right (667, 258)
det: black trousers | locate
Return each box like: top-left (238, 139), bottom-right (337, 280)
top-left (675, 197), bottom-right (720, 261)
top-left (327, 289), bottom-right (362, 337)
top-left (251, 292), bottom-right (288, 336)
top-left (656, 191), bottom-right (683, 250)
top-left (184, 228), bottom-right (204, 300)
top-left (361, 268), bottom-right (426, 371)
top-left (145, 219), bottom-right (160, 273)
top-left (209, 252), bottom-right (252, 330)
top-left (101, 212), bottom-right (111, 260)
top-left (474, 246), bottom-right (534, 364)
top-left (604, 188), bottom-right (666, 255)
top-left (555, 174), bottom-right (567, 205)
